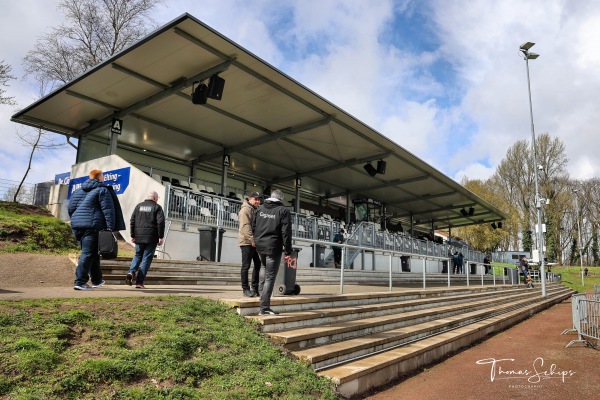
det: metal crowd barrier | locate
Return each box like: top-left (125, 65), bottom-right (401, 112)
top-left (564, 291), bottom-right (600, 348)
top-left (291, 237), bottom-right (498, 294)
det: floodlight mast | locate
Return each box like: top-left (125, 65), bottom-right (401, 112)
top-left (519, 41), bottom-right (547, 296)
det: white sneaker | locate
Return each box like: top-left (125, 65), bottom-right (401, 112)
top-left (74, 284), bottom-right (93, 291)
top-left (92, 280), bottom-right (106, 288)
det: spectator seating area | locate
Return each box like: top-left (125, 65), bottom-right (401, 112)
top-left (145, 172), bottom-right (245, 229)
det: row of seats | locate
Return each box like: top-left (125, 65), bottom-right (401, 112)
top-left (299, 208), bottom-right (340, 222)
top-left (151, 173), bottom-right (245, 201)
top-left (169, 189), bottom-right (242, 225)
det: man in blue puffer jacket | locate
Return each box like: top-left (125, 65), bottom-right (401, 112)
top-left (68, 169), bottom-right (125, 290)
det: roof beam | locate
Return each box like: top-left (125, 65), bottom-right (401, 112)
top-left (269, 152), bottom-right (392, 185)
top-left (394, 202), bottom-right (476, 219)
top-left (112, 61), bottom-right (340, 162)
top-left (131, 114), bottom-right (224, 148)
top-left (387, 190), bottom-right (457, 206)
top-left (75, 59), bottom-right (234, 137)
top-left (174, 27), bottom-right (331, 119)
top-left (326, 174), bottom-right (428, 199)
top-left (194, 116), bottom-right (333, 163)
top-left (65, 90), bottom-right (120, 111)
top-left (13, 115), bottom-right (75, 136)
top-left (112, 63), bottom-right (169, 89)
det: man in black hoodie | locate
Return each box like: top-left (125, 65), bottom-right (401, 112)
top-left (126, 190), bottom-right (165, 289)
top-left (252, 189), bottom-right (292, 315)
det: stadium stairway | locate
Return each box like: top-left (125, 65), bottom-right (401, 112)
top-left (224, 284), bottom-right (574, 398)
top-left (100, 258), bottom-right (507, 287)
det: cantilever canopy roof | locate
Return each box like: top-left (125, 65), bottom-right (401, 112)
top-left (12, 13), bottom-right (506, 230)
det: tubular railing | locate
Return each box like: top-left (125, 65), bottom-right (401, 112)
top-left (291, 237), bottom-right (505, 294)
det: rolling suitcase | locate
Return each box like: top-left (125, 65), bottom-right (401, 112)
top-left (275, 248), bottom-right (301, 295)
top-left (98, 230), bottom-right (118, 259)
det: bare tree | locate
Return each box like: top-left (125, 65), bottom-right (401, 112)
top-left (490, 133), bottom-right (570, 259)
top-left (0, 60), bottom-right (16, 105)
top-left (454, 178), bottom-right (512, 253)
top-left (3, 184), bottom-right (34, 204)
top-left (15, 0), bottom-right (162, 201)
top-left (12, 80), bottom-right (71, 203)
top-left (23, 0), bottom-right (162, 87)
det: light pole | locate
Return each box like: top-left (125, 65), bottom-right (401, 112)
top-left (519, 41), bottom-right (547, 297)
top-left (573, 189), bottom-right (585, 286)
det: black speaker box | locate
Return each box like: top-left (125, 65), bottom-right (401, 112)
top-left (377, 160), bottom-right (387, 174)
top-left (192, 82), bottom-right (208, 104)
top-left (364, 163), bottom-right (377, 177)
top-left (208, 74), bottom-right (225, 100)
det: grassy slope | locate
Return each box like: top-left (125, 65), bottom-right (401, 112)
top-left (0, 201), bottom-right (78, 254)
top-left (0, 297), bottom-right (336, 399)
top-left (0, 202), bottom-right (337, 399)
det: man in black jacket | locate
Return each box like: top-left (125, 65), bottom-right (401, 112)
top-left (252, 189), bottom-right (292, 315)
top-left (126, 190), bottom-right (165, 288)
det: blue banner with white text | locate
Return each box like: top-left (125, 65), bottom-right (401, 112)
top-left (68, 167), bottom-right (131, 199)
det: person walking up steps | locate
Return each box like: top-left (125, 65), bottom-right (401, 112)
top-left (252, 189), bottom-right (292, 316)
top-left (69, 169), bottom-right (125, 290)
top-left (126, 190), bottom-right (165, 289)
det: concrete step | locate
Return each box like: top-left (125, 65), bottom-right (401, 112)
top-left (318, 289), bottom-right (574, 398)
top-left (245, 286), bottom-right (538, 333)
top-left (292, 287), bottom-right (573, 370)
top-left (100, 259), bottom-right (503, 287)
top-left (227, 285), bottom-right (521, 316)
top-left (257, 288), bottom-right (565, 347)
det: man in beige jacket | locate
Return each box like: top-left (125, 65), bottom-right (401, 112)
top-left (238, 192), bottom-right (262, 297)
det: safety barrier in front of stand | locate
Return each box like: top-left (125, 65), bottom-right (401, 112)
top-left (293, 237), bottom-right (493, 295)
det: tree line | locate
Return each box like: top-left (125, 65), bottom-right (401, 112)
top-left (455, 133), bottom-right (598, 266)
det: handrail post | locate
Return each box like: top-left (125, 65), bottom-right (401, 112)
top-left (339, 245), bottom-right (346, 294)
top-left (447, 256), bottom-right (451, 287)
top-left (389, 253), bottom-right (393, 291)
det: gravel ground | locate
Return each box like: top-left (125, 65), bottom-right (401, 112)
top-left (0, 239), bottom-right (134, 288)
top-left (363, 300), bottom-right (600, 400)
top-left (0, 253), bottom-right (74, 287)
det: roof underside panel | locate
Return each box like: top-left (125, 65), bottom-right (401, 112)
top-left (10, 13), bottom-right (507, 230)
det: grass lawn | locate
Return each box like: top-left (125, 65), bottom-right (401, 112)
top-left (550, 266), bottom-right (600, 293)
top-left (0, 296), bottom-right (337, 400)
top-left (490, 262), bottom-right (600, 293)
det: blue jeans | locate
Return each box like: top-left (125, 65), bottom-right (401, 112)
top-left (74, 229), bottom-right (103, 286)
top-left (259, 253), bottom-right (282, 311)
top-left (128, 243), bottom-right (157, 284)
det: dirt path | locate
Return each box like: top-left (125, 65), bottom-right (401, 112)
top-left (0, 253), bottom-right (74, 287)
top-left (363, 300), bottom-right (599, 400)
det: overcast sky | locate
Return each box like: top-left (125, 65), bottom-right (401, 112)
top-left (1, 0), bottom-right (600, 188)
